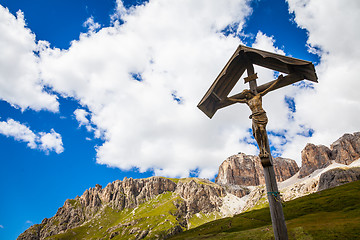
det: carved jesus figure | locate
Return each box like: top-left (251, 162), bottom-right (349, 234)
top-left (228, 75), bottom-right (284, 160)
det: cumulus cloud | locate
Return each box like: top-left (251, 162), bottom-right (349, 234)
top-left (83, 17), bottom-right (101, 33)
top-left (74, 108), bottom-right (90, 126)
top-left (0, 119), bottom-right (37, 148)
top-left (0, 119), bottom-right (63, 154)
top-left (282, 0), bottom-right (360, 161)
top-left (0, 5), bottom-right (58, 111)
top-left (39, 0), bottom-right (254, 178)
top-left (38, 129), bottom-right (64, 154)
top-left (0, 224), bottom-right (4, 229)
top-left (3, 0), bottom-right (356, 177)
top-left (74, 108), bottom-right (96, 134)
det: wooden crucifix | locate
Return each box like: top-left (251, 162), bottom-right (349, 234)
top-left (198, 45), bottom-right (317, 240)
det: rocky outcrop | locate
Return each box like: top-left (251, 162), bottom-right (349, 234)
top-left (175, 179), bottom-right (225, 215)
top-left (19, 132), bottom-right (360, 240)
top-left (273, 157), bottom-right (300, 182)
top-left (280, 177), bottom-right (319, 201)
top-left (18, 177), bottom-right (179, 240)
top-left (18, 177), bottom-right (228, 240)
top-left (215, 154), bottom-right (264, 186)
top-left (241, 186), bottom-right (266, 212)
top-left (222, 184), bottom-right (250, 198)
top-left (299, 144), bottom-right (332, 178)
top-left (299, 132), bottom-right (360, 178)
top-left (331, 133), bottom-right (360, 165)
top-left (17, 222), bottom-right (44, 240)
top-left (318, 167), bottom-right (360, 191)
top-left (215, 153), bottom-right (299, 186)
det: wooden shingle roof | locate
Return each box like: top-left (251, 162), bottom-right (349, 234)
top-left (197, 45), bottom-right (318, 118)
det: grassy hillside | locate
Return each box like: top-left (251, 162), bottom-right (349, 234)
top-left (169, 180), bottom-right (360, 240)
top-left (45, 192), bottom-right (183, 240)
top-left (43, 178), bottom-right (222, 240)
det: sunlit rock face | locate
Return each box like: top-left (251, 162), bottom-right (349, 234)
top-left (299, 144), bottom-right (332, 178)
top-left (17, 177), bottom-right (230, 240)
top-left (17, 177), bottom-right (179, 240)
top-left (18, 133), bottom-right (360, 240)
top-left (215, 153), bottom-right (299, 186)
top-left (299, 132), bottom-right (360, 178)
top-left (330, 132), bottom-right (360, 165)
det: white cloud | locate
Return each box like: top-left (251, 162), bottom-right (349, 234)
top-left (39, 129), bottom-right (64, 154)
top-left (4, 0), bottom-right (356, 177)
top-left (111, 0), bottom-right (128, 21)
top-left (252, 31), bottom-right (285, 55)
top-left (0, 224), bottom-right (3, 229)
top-left (74, 108), bottom-right (90, 126)
top-left (74, 108), bottom-right (99, 136)
top-left (83, 16), bottom-right (101, 33)
top-left (38, 0), bottom-right (254, 178)
top-left (0, 119), bottom-right (63, 154)
top-left (282, 0), bottom-right (360, 162)
top-left (0, 5), bottom-right (58, 112)
top-left (0, 119), bottom-right (37, 148)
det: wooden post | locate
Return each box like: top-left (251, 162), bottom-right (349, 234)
top-left (197, 45), bottom-right (317, 239)
top-left (262, 140), bottom-right (288, 240)
top-left (246, 63), bottom-right (288, 239)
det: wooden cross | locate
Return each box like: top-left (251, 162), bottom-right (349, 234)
top-left (198, 45), bottom-right (318, 240)
top-left (244, 68), bottom-right (258, 94)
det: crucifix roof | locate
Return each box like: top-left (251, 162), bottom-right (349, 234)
top-left (197, 45), bottom-right (318, 118)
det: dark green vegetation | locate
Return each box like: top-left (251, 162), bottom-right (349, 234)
top-left (170, 180), bottom-right (360, 240)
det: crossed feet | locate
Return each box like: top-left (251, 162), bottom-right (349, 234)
top-left (259, 149), bottom-right (271, 166)
top-left (259, 150), bottom-right (269, 159)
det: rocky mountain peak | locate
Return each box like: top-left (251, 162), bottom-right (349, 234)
top-left (18, 132), bottom-right (360, 240)
top-left (331, 132), bottom-right (360, 164)
top-left (175, 178), bottom-right (225, 215)
top-left (18, 177), bottom-right (228, 240)
top-left (299, 132), bottom-right (360, 178)
top-left (215, 153), bottom-right (299, 186)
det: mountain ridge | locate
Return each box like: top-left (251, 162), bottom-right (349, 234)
top-left (18, 177), bottom-right (229, 240)
top-left (18, 132), bottom-right (360, 240)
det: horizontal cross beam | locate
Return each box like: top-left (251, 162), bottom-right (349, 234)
top-left (244, 73), bottom-right (258, 84)
top-left (215, 73), bottom-right (304, 110)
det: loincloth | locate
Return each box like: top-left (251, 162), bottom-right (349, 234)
top-left (249, 110), bottom-right (268, 125)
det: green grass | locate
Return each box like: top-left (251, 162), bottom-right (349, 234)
top-left (45, 192), bottom-right (185, 240)
top-left (43, 178), bottom-right (360, 239)
top-left (169, 180), bottom-right (360, 240)
top-left (43, 178), bottom-right (226, 240)
top-left (160, 177), bottom-right (213, 185)
top-left (163, 177), bottom-right (181, 184)
top-left (188, 212), bottom-right (222, 229)
top-left (249, 196), bottom-right (268, 211)
top-left (176, 177), bottom-right (217, 186)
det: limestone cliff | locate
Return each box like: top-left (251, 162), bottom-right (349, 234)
top-left (18, 132), bottom-right (360, 240)
top-left (299, 132), bottom-right (360, 178)
top-left (331, 132), bottom-right (360, 164)
top-left (18, 177), bottom-right (231, 240)
top-left (215, 153), bottom-right (299, 186)
top-left (273, 157), bottom-right (300, 182)
top-left (299, 144), bottom-right (332, 178)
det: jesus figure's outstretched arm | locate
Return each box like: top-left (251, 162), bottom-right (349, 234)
top-left (259, 74), bottom-right (284, 97)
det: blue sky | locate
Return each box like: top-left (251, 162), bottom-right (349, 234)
top-left (1, 0), bottom-right (359, 239)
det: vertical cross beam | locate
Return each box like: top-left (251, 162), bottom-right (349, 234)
top-left (244, 63), bottom-right (258, 94)
top-left (263, 145), bottom-right (288, 239)
top-left (244, 64), bottom-right (288, 240)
